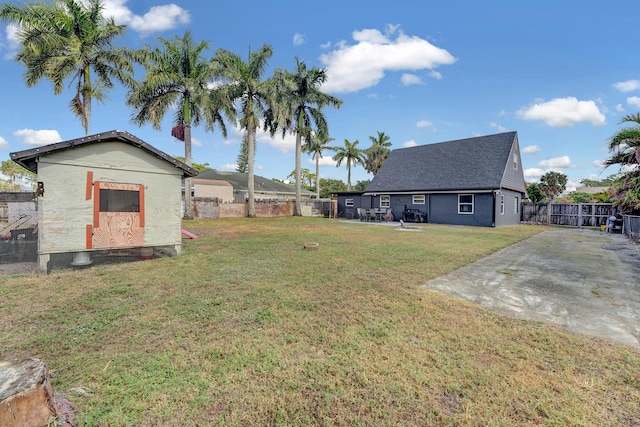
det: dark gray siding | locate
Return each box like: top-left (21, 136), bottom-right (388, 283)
top-left (499, 134), bottom-right (526, 193)
top-left (429, 193), bottom-right (495, 227)
top-left (336, 193), bottom-right (365, 219)
top-left (494, 189), bottom-right (523, 226)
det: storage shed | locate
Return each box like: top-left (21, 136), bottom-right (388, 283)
top-left (10, 130), bottom-right (198, 272)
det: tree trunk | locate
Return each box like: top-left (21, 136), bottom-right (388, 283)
top-left (0, 358), bottom-right (75, 427)
top-left (247, 128), bottom-right (256, 218)
top-left (183, 124), bottom-right (194, 219)
top-left (315, 155), bottom-right (320, 199)
top-left (294, 131), bottom-right (303, 216)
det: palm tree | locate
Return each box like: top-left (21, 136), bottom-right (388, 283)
top-left (364, 131), bottom-right (392, 175)
top-left (304, 132), bottom-right (334, 198)
top-left (605, 113), bottom-right (640, 213)
top-left (275, 58), bottom-right (342, 215)
top-left (332, 139), bottom-right (366, 191)
top-left (0, 0), bottom-right (135, 135)
top-left (127, 31), bottom-right (232, 219)
top-left (211, 44), bottom-right (275, 218)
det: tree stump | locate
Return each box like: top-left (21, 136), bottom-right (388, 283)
top-left (0, 358), bottom-right (75, 427)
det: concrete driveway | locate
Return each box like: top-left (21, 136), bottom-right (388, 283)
top-left (422, 228), bottom-right (640, 349)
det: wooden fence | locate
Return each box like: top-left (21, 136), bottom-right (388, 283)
top-left (522, 202), bottom-right (615, 227)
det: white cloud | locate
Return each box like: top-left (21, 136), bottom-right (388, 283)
top-left (524, 168), bottom-right (544, 178)
top-left (613, 79), bottom-right (640, 92)
top-left (3, 24), bottom-right (20, 58)
top-left (191, 137), bottom-right (202, 147)
top-left (592, 159), bottom-right (607, 168)
top-left (308, 157), bottom-right (337, 167)
top-left (538, 155), bottom-right (572, 169)
top-left (367, 93), bottom-right (379, 99)
top-left (615, 104), bottom-right (625, 112)
top-left (0, 136), bottom-right (8, 149)
top-left (103, 0), bottom-right (190, 35)
top-left (320, 41), bottom-right (331, 49)
top-left (219, 163), bottom-right (237, 171)
top-left (489, 122), bottom-right (507, 132)
top-left (429, 70), bottom-right (442, 80)
top-left (516, 97), bottom-right (606, 128)
top-left (522, 145), bottom-right (541, 154)
top-left (13, 129), bottom-right (61, 146)
top-left (403, 140), bottom-right (417, 147)
top-left (256, 129), bottom-right (296, 153)
top-left (293, 33), bottom-right (306, 46)
top-left (627, 96), bottom-right (640, 108)
top-left (401, 73), bottom-right (423, 86)
top-left (320, 25), bottom-right (457, 93)
top-left (416, 120), bottom-right (432, 128)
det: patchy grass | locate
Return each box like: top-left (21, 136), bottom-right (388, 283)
top-left (1, 218), bottom-right (639, 426)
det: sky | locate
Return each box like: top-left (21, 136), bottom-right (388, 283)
top-left (0, 0), bottom-right (639, 191)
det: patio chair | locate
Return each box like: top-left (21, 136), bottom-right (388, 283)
top-left (357, 208), bottom-right (366, 221)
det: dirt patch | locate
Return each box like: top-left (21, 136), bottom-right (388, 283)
top-left (422, 228), bottom-right (640, 349)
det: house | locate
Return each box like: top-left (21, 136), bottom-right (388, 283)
top-left (10, 130), bottom-right (197, 272)
top-left (338, 132), bottom-right (526, 227)
top-left (193, 169), bottom-right (314, 202)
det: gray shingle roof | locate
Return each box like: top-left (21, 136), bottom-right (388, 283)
top-left (195, 169), bottom-right (313, 195)
top-left (365, 132), bottom-right (522, 193)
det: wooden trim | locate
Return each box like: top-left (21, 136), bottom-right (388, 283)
top-left (93, 181), bottom-right (101, 228)
top-left (139, 185), bottom-right (145, 227)
top-left (86, 224), bottom-right (93, 249)
top-left (86, 171), bottom-right (93, 200)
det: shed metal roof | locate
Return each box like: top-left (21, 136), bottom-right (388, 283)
top-left (10, 129), bottom-right (198, 177)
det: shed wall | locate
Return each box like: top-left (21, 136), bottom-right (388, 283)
top-left (37, 142), bottom-right (184, 253)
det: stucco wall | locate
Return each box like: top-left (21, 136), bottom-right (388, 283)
top-left (36, 142), bottom-right (184, 254)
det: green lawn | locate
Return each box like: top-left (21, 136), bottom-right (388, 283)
top-left (1, 217), bottom-right (639, 426)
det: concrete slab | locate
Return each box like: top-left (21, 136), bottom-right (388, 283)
top-left (422, 228), bottom-right (640, 349)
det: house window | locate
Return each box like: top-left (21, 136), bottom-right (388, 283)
top-left (99, 189), bottom-right (140, 212)
top-left (458, 194), bottom-right (473, 214)
top-left (500, 194), bottom-right (504, 215)
top-left (345, 198), bottom-right (354, 207)
top-left (514, 197), bottom-right (519, 214)
top-left (413, 195), bottom-right (425, 204)
top-left (513, 153), bottom-right (519, 170)
top-left (380, 195), bottom-right (390, 208)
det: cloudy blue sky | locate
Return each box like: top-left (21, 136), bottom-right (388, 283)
top-left (0, 0), bottom-right (638, 191)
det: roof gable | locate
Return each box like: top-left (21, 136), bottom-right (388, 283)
top-left (366, 132), bottom-right (525, 193)
top-left (10, 130), bottom-right (198, 177)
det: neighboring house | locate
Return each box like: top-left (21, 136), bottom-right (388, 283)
top-left (193, 170), bottom-right (314, 201)
top-left (10, 130), bottom-right (197, 272)
top-left (337, 131), bottom-right (526, 227)
top-left (574, 186), bottom-right (610, 195)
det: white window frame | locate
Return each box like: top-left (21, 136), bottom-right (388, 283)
top-left (514, 196), bottom-right (519, 214)
top-left (458, 194), bottom-right (474, 214)
top-left (513, 153), bottom-right (519, 170)
top-left (412, 195), bottom-right (425, 205)
top-left (380, 195), bottom-right (390, 208)
top-left (500, 194), bottom-right (504, 215)
top-left (345, 198), bottom-right (354, 207)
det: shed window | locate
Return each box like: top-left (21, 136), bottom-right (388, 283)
top-left (100, 189), bottom-right (140, 212)
top-left (413, 195), bottom-right (425, 204)
top-left (514, 197), bottom-right (519, 214)
top-left (345, 198), bottom-right (354, 207)
top-left (458, 194), bottom-right (474, 214)
top-left (513, 153), bottom-right (519, 170)
top-left (500, 194), bottom-right (504, 215)
top-left (380, 195), bottom-right (390, 208)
